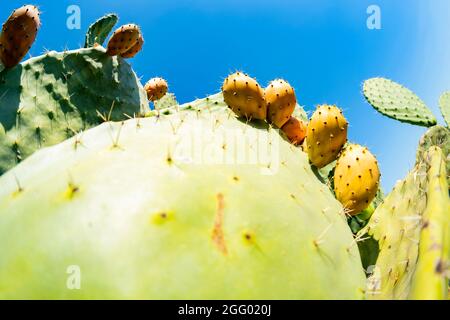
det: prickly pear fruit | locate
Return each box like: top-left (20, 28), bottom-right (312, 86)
top-left (265, 79), bottom-right (297, 128)
top-left (334, 145), bottom-right (380, 215)
top-left (281, 116), bottom-right (307, 146)
top-left (0, 5), bottom-right (41, 68)
top-left (334, 144), bottom-right (380, 215)
top-left (305, 105), bottom-right (348, 168)
top-left (106, 24), bottom-right (141, 56)
top-left (144, 77), bottom-right (168, 101)
top-left (120, 34), bottom-right (144, 58)
top-left (222, 72), bottom-right (267, 120)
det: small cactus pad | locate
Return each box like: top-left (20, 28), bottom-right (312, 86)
top-left (106, 24), bottom-right (141, 56)
top-left (363, 78), bottom-right (437, 127)
top-left (0, 94), bottom-right (366, 299)
top-left (265, 79), bottom-right (297, 128)
top-left (144, 77), bottom-right (169, 102)
top-left (281, 116), bottom-right (307, 146)
top-left (416, 125), bottom-right (449, 187)
top-left (439, 92), bottom-right (450, 127)
top-left (0, 46), bottom-right (149, 175)
top-left (84, 13), bottom-right (118, 48)
top-left (120, 34), bottom-right (144, 59)
top-left (0, 5), bottom-right (41, 68)
top-left (222, 72), bottom-right (267, 120)
top-left (153, 93), bottom-right (178, 111)
top-left (360, 147), bottom-right (449, 300)
top-left (305, 105), bottom-right (348, 168)
top-left (334, 144), bottom-right (381, 215)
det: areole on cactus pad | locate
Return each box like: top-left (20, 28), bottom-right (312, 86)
top-left (0, 93), bottom-right (366, 299)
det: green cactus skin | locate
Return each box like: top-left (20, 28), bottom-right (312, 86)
top-left (416, 125), bottom-right (449, 187)
top-left (84, 14), bottom-right (119, 48)
top-left (409, 147), bottom-right (449, 300)
top-left (439, 92), bottom-right (450, 127)
top-left (0, 94), bottom-right (366, 299)
top-left (0, 46), bottom-right (149, 175)
top-left (153, 92), bottom-right (178, 111)
top-left (363, 78), bottom-right (437, 127)
top-left (359, 147), bottom-right (449, 300)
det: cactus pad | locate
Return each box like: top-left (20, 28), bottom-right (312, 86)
top-left (360, 147), bottom-right (449, 300)
top-left (439, 92), bottom-right (450, 127)
top-left (0, 94), bottom-right (366, 299)
top-left (84, 14), bottom-right (118, 48)
top-left (363, 78), bottom-right (437, 127)
top-left (0, 46), bottom-right (149, 175)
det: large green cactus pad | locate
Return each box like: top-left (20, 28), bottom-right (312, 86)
top-left (363, 78), bottom-right (437, 127)
top-left (0, 94), bottom-right (365, 299)
top-left (439, 92), bottom-right (450, 127)
top-left (84, 14), bottom-right (118, 48)
top-left (0, 46), bottom-right (148, 175)
top-left (360, 147), bottom-right (449, 300)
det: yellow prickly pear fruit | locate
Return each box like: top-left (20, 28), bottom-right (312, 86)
top-left (120, 34), bottom-right (144, 58)
top-left (144, 77), bottom-right (168, 101)
top-left (305, 105), bottom-right (348, 168)
top-left (106, 24), bottom-right (141, 56)
top-left (334, 144), bottom-right (380, 215)
top-left (281, 116), bottom-right (307, 146)
top-left (0, 5), bottom-right (41, 68)
top-left (265, 79), bottom-right (297, 128)
top-left (222, 72), bottom-right (267, 120)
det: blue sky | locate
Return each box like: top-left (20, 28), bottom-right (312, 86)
top-left (2, 0), bottom-right (449, 191)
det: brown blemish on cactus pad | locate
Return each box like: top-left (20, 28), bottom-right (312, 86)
top-left (151, 211), bottom-right (174, 225)
top-left (211, 193), bottom-right (227, 255)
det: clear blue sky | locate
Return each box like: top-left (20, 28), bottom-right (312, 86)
top-left (2, 0), bottom-right (449, 191)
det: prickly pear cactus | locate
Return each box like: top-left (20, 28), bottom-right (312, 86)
top-left (0, 93), bottom-right (366, 299)
top-left (416, 125), bottom-right (449, 187)
top-left (363, 78), bottom-right (437, 127)
top-left (360, 147), bottom-right (449, 300)
top-left (439, 92), bottom-right (450, 127)
top-left (0, 46), bottom-right (149, 175)
top-left (84, 14), bottom-right (118, 48)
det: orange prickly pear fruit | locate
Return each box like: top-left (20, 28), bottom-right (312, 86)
top-left (144, 77), bottom-right (168, 102)
top-left (334, 144), bottom-right (381, 215)
top-left (0, 5), bottom-right (41, 68)
top-left (222, 72), bottom-right (267, 120)
top-left (265, 79), bottom-right (297, 128)
top-left (305, 105), bottom-right (348, 168)
top-left (106, 24), bottom-right (141, 56)
top-left (281, 116), bottom-right (307, 146)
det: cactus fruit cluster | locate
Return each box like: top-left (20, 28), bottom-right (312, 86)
top-left (0, 5), bottom-right (41, 69)
top-left (0, 6), bottom-right (448, 300)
